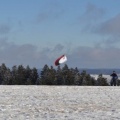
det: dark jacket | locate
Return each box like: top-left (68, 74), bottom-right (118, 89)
top-left (110, 73), bottom-right (118, 80)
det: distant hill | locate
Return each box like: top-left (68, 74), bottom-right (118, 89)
top-left (79, 69), bottom-right (120, 75)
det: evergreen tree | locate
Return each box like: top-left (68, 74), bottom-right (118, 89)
top-left (40, 64), bottom-right (50, 85)
top-left (0, 63), bottom-right (113, 86)
top-left (2, 68), bottom-right (12, 85)
top-left (80, 70), bottom-right (96, 85)
top-left (74, 72), bottom-right (81, 85)
top-left (25, 65), bottom-right (32, 85)
top-left (83, 74), bottom-right (96, 85)
top-left (31, 67), bottom-right (39, 85)
top-left (62, 64), bottom-right (70, 85)
top-left (74, 67), bottom-right (79, 74)
top-left (11, 65), bottom-right (18, 85)
top-left (16, 65), bottom-right (26, 85)
top-left (97, 74), bottom-right (109, 86)
top-left (0, 63), bottom-right (8, 84)
top-left (56, 65), bottom-right (63, 85)
top-left (47, 66), bottom-right (56, 85)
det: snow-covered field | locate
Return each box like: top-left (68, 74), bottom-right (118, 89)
top-left (0, 86), bottom-right (120, 120)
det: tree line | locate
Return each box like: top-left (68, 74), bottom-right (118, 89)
top-left (0, 63), bottom-right (111, 86)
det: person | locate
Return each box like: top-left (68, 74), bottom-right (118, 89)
top-left (110, 71), bottom-right (118, 86)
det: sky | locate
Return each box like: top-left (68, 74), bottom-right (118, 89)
top-left (0, 0), bottom-right (120, 69)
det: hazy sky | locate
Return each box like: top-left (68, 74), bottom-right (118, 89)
top-left (0, 0), bottom-right (120, 68)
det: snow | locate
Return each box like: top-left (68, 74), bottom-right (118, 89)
top-left (0, 86), bottom-right (120, 120)
top-left (90, 74), bottom-right (111, 84)
top-left (91, 74), bottom-right (120, 80)
top-left (91, 74), bottom-right (120, 85)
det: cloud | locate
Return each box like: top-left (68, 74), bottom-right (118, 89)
top-left (91, 13), bottom-right (120, 46)
top-left (0, 39), bottom-right (119, 68)
top-left (52, 44), bottom-right (64, 52)
top-left (39, 44), bottom-right (66, 60)
top-left (82, 3), bottom-right (105, 21)
top-left (96, 13), bottom-right (120, 36)
top-left (36, 10), bottom-right (64, 23)
top-left (79, 3), bottom-right (105, 32)
top-left (0, 40), bottom-right (67, 68)
top-left (67, 46), bottom-right (120, 68)
top-left (0, 38), bottom-right (45, 68)
top-left (79, 3), bottom-right (120, 47)
top-left (36, 1), bottom-right (64, 23)
top-left (37, 13), bottom-right (49, 23)
top-left (0, 24), bottom-right (11, 35)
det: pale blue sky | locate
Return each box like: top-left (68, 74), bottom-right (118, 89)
top-left (0, 0), bottom-right (120, 68)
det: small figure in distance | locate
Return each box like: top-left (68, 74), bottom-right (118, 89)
top-left (110, 71), bottom-right (118, 86)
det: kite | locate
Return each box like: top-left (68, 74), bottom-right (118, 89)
top-left (55, 55), bottom-right (67, 66)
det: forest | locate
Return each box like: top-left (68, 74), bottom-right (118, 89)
top-left (0, 63), bottom-right (111, 86)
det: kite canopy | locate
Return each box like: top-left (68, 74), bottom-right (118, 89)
top-left (55, 55), bottom-right (67, 66)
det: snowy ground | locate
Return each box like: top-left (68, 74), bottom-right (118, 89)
top-left (0, 86), bottom-right (120, 120)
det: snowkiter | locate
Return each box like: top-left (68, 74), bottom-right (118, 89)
top-left (110, 71), bottom-right (118, 86)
